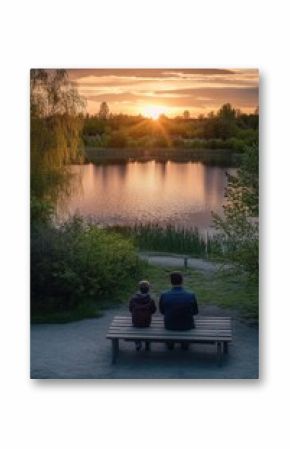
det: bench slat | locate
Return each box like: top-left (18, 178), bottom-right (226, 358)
top-left (107, 334), bottom-right (232, 342)
top-left (108, 334), bottom-right (231, 340)
top-left (113, 316), bottom-right (232, 323)
top-left (111, 321), bottom-right (231, 330)
top-left (112, 320), bottom-right (232, 327)
top-left (107, 314), bottom-right (233, 365)
top-left (114, 316), bottom-right (231, 321)
top-left (108, 328), bottom-right (232, 338)
top-left (109, 325), bottom-right (231, 333)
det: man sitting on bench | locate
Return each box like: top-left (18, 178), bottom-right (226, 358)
top-left (159, 271), bottom-right (198, 350)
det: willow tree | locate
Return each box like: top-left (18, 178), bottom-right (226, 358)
top-left (31, 69), bottom-right (85, 208)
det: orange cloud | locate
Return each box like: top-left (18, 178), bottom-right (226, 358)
top-left (67, 68), bottom-right (259, 116)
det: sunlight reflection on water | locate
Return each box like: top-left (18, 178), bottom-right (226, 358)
top-left (57, 161), bottom-right (234, 233)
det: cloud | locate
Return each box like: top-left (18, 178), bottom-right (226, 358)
top-left (65, 68), bottom-right (259, 115)
top-left (86, 87), bottom-right (258, 108)
top-left (68, 68), bottom-right (236, 80)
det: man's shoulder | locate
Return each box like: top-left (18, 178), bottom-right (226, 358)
top-left (180, 289), bottom-right (197, 300)
top-left (160, 289), bottom-right (173, 299)
top-left (160, 289), bottom-right (196, 300)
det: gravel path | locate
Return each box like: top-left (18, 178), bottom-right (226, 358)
top-left (139, 252), bottom-right (230, 272)
top-left (31, 304), bottom-right (258, 379)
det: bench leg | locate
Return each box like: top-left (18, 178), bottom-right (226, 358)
top-left (223, 342), bottom-right (229, 354)
top-left (112, 338), bottom-right (119, 364)
top-left (216, 342), bottom-right (222, 367)
top-left (145, 341), bottom-right (151, 351)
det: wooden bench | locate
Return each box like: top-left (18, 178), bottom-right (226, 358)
top-left (106, 315), bottom-right (232, 366)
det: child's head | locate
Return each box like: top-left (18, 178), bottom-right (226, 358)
top-left (139, 280), bottom-right (150, 294)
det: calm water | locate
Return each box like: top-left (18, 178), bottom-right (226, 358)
top-left (57, 161), bottom-right (233, 232)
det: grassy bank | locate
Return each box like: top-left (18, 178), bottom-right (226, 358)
top-left (32, 258), bottom-right (258, 324)
top-left (108, 223), bottom-right (222, 258)
top-left (31, 220), bottom-right (257, 324)
top-left (84, 146), bottom-right (240, 166)
top-left (142, 264), bottom-right (258, 322)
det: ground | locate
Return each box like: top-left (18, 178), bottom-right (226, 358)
top-left (31, 306), bottom-right (258, 380)
top-left (31, 257), bottom-right (258, 379)
top-left (140, 252), bottom-right (230, 272)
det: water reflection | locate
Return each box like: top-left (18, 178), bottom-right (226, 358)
top-left (57, 161), bottom-right (232, 232)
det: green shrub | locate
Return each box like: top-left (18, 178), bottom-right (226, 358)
top-left (31, 196), bottom-right (54, 225)
top-left (206, 138), bottom-right (225, 149)
top-left (225, 137), bottom-right (246, 152)
top-left (31, 218), bottom-right (143, 316)
top-left (107, 130), bottom-right (128, 148)
top-left (212, 144), bottom-right (259, 281)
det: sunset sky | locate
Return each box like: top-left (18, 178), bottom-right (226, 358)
top-left (68, 68), bottom-right (259, 118)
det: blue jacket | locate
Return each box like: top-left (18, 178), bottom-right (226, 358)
top-left (159, 287), bottom-right (198, 330)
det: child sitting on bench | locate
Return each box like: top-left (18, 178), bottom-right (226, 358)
top-left (129, 280), bottom-right (156, 351)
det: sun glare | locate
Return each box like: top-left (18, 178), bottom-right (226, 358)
top-left (141, 105), bottom-right (167, 120)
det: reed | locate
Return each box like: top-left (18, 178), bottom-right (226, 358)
top-left (109, 222), bottom-right (222, 257)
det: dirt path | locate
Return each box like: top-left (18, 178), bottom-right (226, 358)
top-left (139, 251), bottom-right (230, 272)
top-left (31, 303), bottom-right (258, 379)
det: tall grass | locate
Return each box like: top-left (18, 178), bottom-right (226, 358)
top-left (109, 223), bottom-right (222, 257)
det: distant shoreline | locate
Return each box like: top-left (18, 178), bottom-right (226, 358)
top-left (83, 146), bottom-right (241, 165)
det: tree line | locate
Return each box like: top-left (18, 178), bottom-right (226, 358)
top-left (82, 102), bottom-right (258, 152)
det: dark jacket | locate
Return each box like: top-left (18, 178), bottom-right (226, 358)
top-left (159, 287), bottom-right (198, 330)
top-left (129, 292), bottom-right (156, 327)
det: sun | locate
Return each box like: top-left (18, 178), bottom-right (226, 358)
top-left (141, 105), bottom-right (167, 120)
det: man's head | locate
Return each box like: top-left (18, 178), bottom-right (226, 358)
top-left (139, 280), bottom-right (150, 294)
top-left (170, 271), bottom-right (183, 286)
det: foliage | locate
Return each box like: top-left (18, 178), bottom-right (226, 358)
top-left (212, 143), bottom-right (259, 279)
top-left (84, 146), bottom-right (240, 166)
top-left (81, 103), bottom-right (259, 153)
top-left (31, 69), bottom-right (85, 203)
top-left (31, 196), bottom-right (54, 226)
top-left (30, 71), bottom-right (148, 324)
top-left (98, 101), bottom-right (110, 119)
top-left (144, 264), bottom-right (258, 322)
top-left (31, 218), bottom-right (143, 319)
top-left (109, 223), bottom-right (222, 257)
top-left (107, 130), bottom-right (128, 148)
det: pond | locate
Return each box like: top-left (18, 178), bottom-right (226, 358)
top-left (57, 161), bottom-right (234, 233)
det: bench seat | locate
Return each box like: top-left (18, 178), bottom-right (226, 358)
top-left (106, 315), bottom-right (232, 365)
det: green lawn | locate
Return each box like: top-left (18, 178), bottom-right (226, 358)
top-left (32, 262), bottom-right (258, 324)
top-left (140, 264), bottom-right (258, 323)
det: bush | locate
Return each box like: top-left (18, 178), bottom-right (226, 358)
top-left (83, 135), bottom-right (103, 147)
top-left (31, 196), bottom-right (54, 225)
top-left (31, 218), bottom-right (143, 317)
top-left (212, 144), bottom-right (259, 281)
top-left (237, 128), bottom-right (258, 144)
top-left (107, 130), bottom-right (128, 148)
top-left (206, 138), bottom-right (225, 149)
top-left (225, 137), bottom-right (246, 152)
